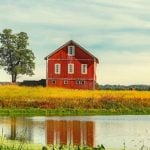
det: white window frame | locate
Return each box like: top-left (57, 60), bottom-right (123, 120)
top-left (54, 64), bottom-right (61, 74)
top-left (76, 80), bottom-right (80, 85)
top-left (68, 63), bottom-right (74, 74)
top-left (64, 79), bottom-right (68, 85)
top-left (81, 80), bottom-right (86, 85)
top-left (81, 64), bottom-right (87, 74)
top-left (76, 80), bottom-right (86, 85)
top-left (68, 45), bottom-right (75, 56)
top-left (51, 79), bottom-right (56, 84)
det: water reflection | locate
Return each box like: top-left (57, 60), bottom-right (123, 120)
top-left (46, 120), bottom-right (94, 146)
top-left (0, 117), bottom-right (95, 146)
top-left (11, 117), bottom-right (16, 139)
top-left (0, 116), bottom-right (150, 149)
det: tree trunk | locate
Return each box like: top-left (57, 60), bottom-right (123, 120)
top-left (11, 73), bottom-right (17, 83)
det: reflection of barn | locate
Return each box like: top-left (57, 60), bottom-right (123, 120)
top-left (0, 118), bottom-right (95, 147)
top-left (46, 120), bottom-right (95, 146)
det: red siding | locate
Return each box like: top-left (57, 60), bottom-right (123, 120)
top-left (59, 121), bottom-right (67, 145)
top-left (46, 120), bottom-right (54, 144)
top-left (46, 41), bottom-right (98, 90)
top-left (48, 60), bottom-right (94, 79)
top-left (86, 122), bottom-right (95, 147)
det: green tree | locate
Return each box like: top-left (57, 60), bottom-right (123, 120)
top-left (0, 29), bottom-right (35, 83)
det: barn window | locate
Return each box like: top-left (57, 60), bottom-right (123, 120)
top-left (64, 79), bottom-right (68, 84)
top-left (81, 80), bottom-right (86, 85)
top-left (76, 80), bottom-right (80, 85)
top-left (68, 63), bottom-right (74, 74)
top-left (76, 80), bottom-right (85, 85)
top-left (51, 80), bottom-right (56, 84)
top-left (68, 45), bottom-right (75, 56)
top-left (81, 64), bottom-right (87, 74)
top-left (55, 64), bottom-right (61, 74)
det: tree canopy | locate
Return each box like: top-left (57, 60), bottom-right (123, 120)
top-left (0, 29), bottom-right (35, 82)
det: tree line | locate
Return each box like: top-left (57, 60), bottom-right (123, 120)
top-left (98, 84), bottom-right (150, 91)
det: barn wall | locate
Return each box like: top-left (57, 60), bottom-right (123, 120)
top-left (46, 42), bottom-right (97, 90)
top-left (47, 79), bottom-right (95, 90)
top-left (47, 59), bottom-right (94, 79)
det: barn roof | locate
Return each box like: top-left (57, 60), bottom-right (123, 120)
top-left (45, 40), bottom-right (99, 63)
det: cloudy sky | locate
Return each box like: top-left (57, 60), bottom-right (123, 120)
top-left (0, 0), bottom-right (150, 85)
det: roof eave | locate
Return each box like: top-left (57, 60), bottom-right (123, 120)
top-left (95, 57), bottom-right (99, 63)
top-left (44, 40), bottom-right (100, 63)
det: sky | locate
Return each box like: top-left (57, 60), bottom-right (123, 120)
top-left (0, 0), bottom-right (150, 85)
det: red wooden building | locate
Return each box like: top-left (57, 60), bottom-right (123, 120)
top-left (45, 40), bottom-right (99, 90)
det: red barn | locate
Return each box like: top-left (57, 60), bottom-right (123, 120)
top-left (45, 40), bottom-right (99, 90)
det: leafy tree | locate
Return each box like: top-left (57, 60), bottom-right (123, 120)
top-left (0, 29), bottom-right (35, 83)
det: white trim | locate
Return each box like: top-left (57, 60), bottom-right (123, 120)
top-left (68, 63), bottom-right (74, 74)
top-left (64, 79), bottom-right (68, 84)
top-left (54, 64), bottom-right (61, 74)
top-left (81, 64), bottom-right (87, 74)
top-left (46, 59), bottom-right (48, 86)
top-left (51, 79), bottom-right (56, 84)
top-left (76, 80), bottom-right (86, 85)
top-left (45, 40), bottom-right (99, 63)
top-left (93, 58), bottom-right (96, 90)
top-left (68, 45), bottom-right (75, 56)
top-left (48, 58), bottom-right (93, 61)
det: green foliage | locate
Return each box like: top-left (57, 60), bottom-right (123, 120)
top-left (100, 84), bottom-right (150, 91)
top-left (0, 29), bottom-right (35, 82)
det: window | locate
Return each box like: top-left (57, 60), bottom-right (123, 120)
top-left (76, 80), bottom-right (80, 85)
top-left (55, 64), bottom-right (61, 74)
top-left (68, 63), bottom-right (74, 74)
top-left (68, 45), bottom-right (75, 56)
top-left (76, 80), bottom-right (85, 85)
top-left (51, 80), bottom-right (56, 84)
top-left (64, 79), bottom-right (68, 84)
top-left (81, 80), bottom-right (85, 85)
top-left (81, 64), bottom-right (87, 74)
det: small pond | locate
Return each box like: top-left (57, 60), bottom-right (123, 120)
top-left (0, 115), bottom-right (150, 149)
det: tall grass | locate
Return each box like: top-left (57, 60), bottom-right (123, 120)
top-left (0, 85), bottom-right (149, 112)
top-left (0, 135), bottom-right (42, 150)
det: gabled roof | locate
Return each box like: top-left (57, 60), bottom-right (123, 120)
top-left (45, 40), bottom-right (99, 63)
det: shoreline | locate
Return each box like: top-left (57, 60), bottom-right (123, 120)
top-left (0, 108), bottom-right (150, 116)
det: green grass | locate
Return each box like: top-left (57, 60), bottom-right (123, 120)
top-left (0, 136), bottom-right (107, 150)
top-left (0, 85), bottom-right (150, 115)
top-left (0, 136), bottom-right (130, 150)
top-left (0, 108), bottom-right (150, 116)
top-left (0, 136), bottom-right (43, 150)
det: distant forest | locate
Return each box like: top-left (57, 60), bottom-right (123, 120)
top-left (99, 84), bottom-right (150, 91)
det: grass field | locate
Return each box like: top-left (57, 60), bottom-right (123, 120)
top-left (0, 136), bottom-right (128, 150)
top-left (0, 85), bottom-right (150, 115)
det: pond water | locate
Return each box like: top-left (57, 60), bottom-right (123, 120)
top-left (0, 115), bottom-right (150, 149)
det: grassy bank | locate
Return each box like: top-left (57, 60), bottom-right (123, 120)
top-left (0, 108), bottom-right (150, 116)
top-left (0, 136), bottom-right (106, 150)
top-left (0, 136), bottom-right (147, 150)
top-left (0, 136), bottom-right (126, 150)
top-left (0, 85), bottom-right (150, 115)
